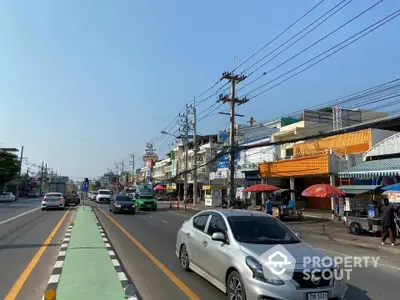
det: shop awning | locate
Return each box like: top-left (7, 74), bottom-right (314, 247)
top-left (338, 185), bottom-right (384, 195)
top-left (338, 157), bottom-right (400, 178)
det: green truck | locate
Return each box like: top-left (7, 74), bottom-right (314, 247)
top-left (135, 184), bottom-right (157, 211)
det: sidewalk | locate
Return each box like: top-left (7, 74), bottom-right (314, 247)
top-left (294, 219), bottom-right (400, 255)
top-left (47, 206), bottom-right (136, 300)
top-left (163, 202), bottom-right (400, 254)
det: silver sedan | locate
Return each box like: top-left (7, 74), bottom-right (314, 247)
top-left (176, 209), bottom-right (348, 300)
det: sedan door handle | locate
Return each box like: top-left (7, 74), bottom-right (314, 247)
top-left (186, 233), bottom-right (190, 238)
top-left (202, 241), bottom-right (208, 247)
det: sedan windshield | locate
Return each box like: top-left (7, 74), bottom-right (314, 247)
top-left (115, 196), bottom-right (133, 202)
top-left (227, 216), bottom-right (300, 244)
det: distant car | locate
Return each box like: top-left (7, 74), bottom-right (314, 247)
top-left (176, 209), bottom-right (347, 300)
top-left (96, 189), bottom-right (111, 203)
top-left (42, 192), bottom-right (65, 210)
top-left (135, 194), bottom-right (157, 211)
top-left (110, 195), bottom-right (136, 214)
top-left (0, 192), bottom-right (16, 202)
top-left (90, 191), bottom-right (98, 201)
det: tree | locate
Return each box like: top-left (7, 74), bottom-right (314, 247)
top-left (90, 180), bottom-right (101, 191)
top-left (0, 151), bottom-right (20, 187)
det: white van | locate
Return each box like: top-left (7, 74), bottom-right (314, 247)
top-left (96, 189), bottom-right (112, 203)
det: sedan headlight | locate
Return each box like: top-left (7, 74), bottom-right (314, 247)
top-left (245, 256), bottom-right (284, 285)
top-left (115, 203), bottom-right (121, 208)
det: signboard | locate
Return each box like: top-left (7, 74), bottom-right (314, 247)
top-left (81, 182), bottom-right (89, 192)
top-left (218, 131), bottom-right (229, 143)
top-left (217, 152), bottom-right (239, 169)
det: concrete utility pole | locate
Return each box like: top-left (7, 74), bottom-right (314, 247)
top-left (130, 154), bottom-right (135, 184)
top-left (18, 146), bottom-right (24, 178)
top-left (39, 161), bottom-right (44, 196)
top-left (218, 59), bottom-right (248, 206)
top-left (184, 104), bottom-right (189, 201)
top-left (192, 98), bottom-right (197, 205)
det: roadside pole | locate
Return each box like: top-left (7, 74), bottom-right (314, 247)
top-left (218, 59), bottom-right (248, 207)
top-left (192, 97), bottom-right (198, 205)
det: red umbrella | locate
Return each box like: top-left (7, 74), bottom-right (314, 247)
top-left (154, 185), bottom-right (166, 191)
top-left (243, 184), bottom-right (280, 193)
top-left (301, 184), bottom-right (344, 198)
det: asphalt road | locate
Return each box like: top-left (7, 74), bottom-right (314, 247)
top-left (94, 202), bottom-right (400, 300)
top-left (0, 198), bottom-right (71, 300)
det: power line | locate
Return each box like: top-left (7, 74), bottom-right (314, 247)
top-left (243, 9), bottom-right (400, 100)
top-left (239, 0), bottom-right (384, 95)
top-left (241, 0), bottom-right (352, 77)
top-left (234, 0), bottom-right (326, 72)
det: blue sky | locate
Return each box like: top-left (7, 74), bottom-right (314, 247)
top-left (0, 0), bottom-right (399, 180)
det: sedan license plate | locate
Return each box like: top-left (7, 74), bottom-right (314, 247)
top-left (307, 292), bottom-right (328, 300)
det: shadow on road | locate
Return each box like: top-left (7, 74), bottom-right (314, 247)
top-left (347, 284), bottom-right (372, 299)
top-left (0, 243), bottom-right (61, 250)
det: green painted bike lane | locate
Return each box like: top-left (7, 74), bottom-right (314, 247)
top-left (56, 206), bottom-right (126, 300)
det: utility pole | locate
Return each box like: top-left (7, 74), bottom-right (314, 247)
top-left (184, 104), bottom-right (189, 201)
top-left (114, 162), bottom-right (119, 176)
top-left (191, 97), bottom-right (198, 205)
top-left (218, 59), bottom-right (248, 206)
top-left (18, 146), bottom-right (24, 177)
top-left (130, 154), bottom-right (135, 184)
top-left (39, 161), bottom-right (44, 196)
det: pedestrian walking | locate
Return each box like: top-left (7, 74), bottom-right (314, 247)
top-left (265, 195), bottom-right (273, 215)
top-left (381, 198), bottom-right (396, 246)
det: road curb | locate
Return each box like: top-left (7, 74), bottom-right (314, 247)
top-left (41, 209), bottom-right (77, 300)
top-left (92, 209), bottom-right (140, 300)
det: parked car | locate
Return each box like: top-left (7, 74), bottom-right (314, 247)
top-left (176, 209), bottom-right (347, 300)
top-left (109, 195), bottom-right (136, 214)
top-left (135, 194), bottom-right (157, 211)
top-left (0, 192), bottom-right (17, 202)
top-left (41, 192), bottom-right (65, 210)
top-left (90, 191), bottom-right (98, 201)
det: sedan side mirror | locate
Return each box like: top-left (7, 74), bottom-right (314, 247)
top-left (295, 232), bottom-right (302, 240)
top-left (211, 232), bottom-right (226, 242)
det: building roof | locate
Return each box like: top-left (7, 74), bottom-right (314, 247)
top-left (338, 157), bottom-right (400, 178)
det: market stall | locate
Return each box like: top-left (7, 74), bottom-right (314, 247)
top-left (338, 185), bottom-right (385, 235)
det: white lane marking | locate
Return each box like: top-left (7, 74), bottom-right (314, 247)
top-left (317, 247), bottom-right (400, 271)
top-left (58, 251), bottom-right (66, 257)
top-left (0, 207), bottom-right (41, 226)
top-left (112, 259), bottom-right (120, 266)
top-left (117, 272), bottom-right (128, 281)
top-left (48, 274), bottom-right (60, 283)
top-left (162, 220), bottom-right (168, 224)
top-left (149, 216), bottom-right (153, 218)
top-left (108, 250), bottom-right (115, 256)
top-left (54, 261), bottom-right (64, 268)
top-left (63, 237), bottom-right (70, 242)
top-left (61, 243), bottom-right (68, 248)
top-left (105, 243), bottom-right (111, 248)
top-left (103, 237), bottom-right (108, 242)
top-left (167, 210), bottom-right (191, 218)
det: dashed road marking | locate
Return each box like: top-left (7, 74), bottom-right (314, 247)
top-left (91, 210), bottom-right (139, 299)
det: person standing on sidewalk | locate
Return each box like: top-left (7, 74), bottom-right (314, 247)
top-left (381, 198), bottom-right (396, 246)
top-left (265, 195), bottom-right (273, 215)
